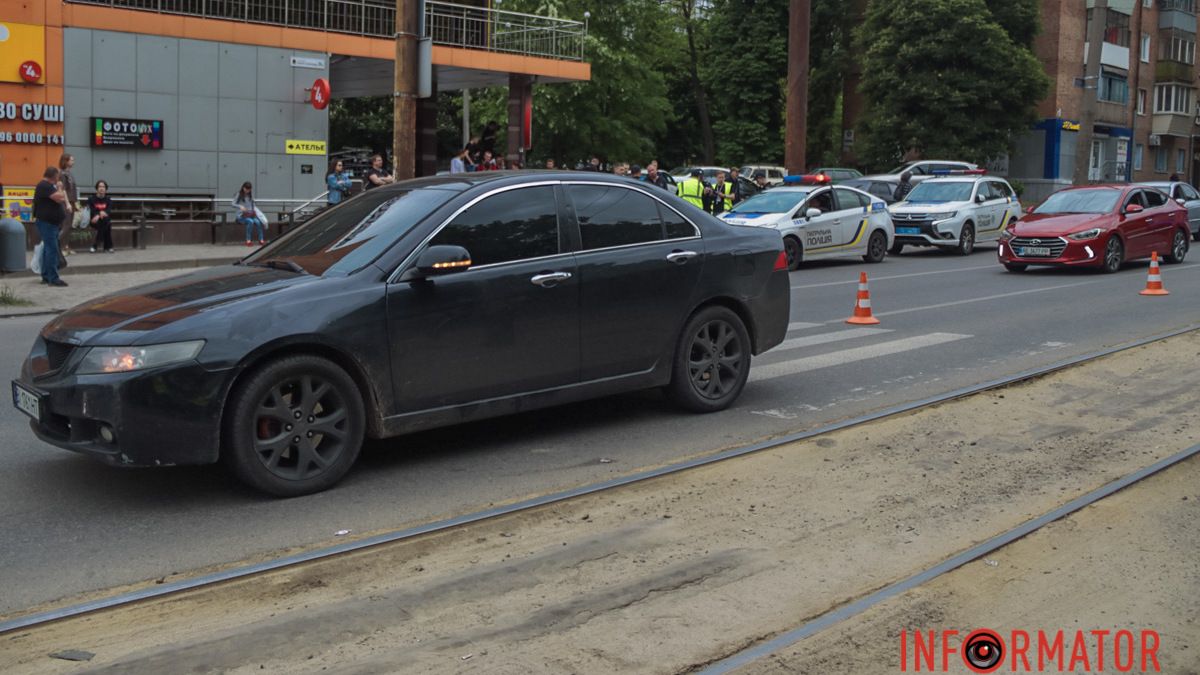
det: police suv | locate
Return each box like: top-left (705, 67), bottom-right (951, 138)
top-left (887, 171), bottom-right (1020, 255)
top-left (719, 175), bottom-right (894, 270)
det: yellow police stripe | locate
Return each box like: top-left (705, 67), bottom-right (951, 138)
top-left (978, 211), bottom-right (1012, 233)
top-left (807, 218), bottom-right (870, 251)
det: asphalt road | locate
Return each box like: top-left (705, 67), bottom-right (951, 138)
top-left (1, 243), bottom-right (1197, 616)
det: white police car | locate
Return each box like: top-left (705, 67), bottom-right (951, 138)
top-left (887, 171), bottom-right (1021, 255)
top-left (720, 175), bottom-right (894, 270)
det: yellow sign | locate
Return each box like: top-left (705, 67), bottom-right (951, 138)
top-left (285, 139), bottom-right (326, 155)
top-left (3, 187), bottom-right (34, 220)
top-left (0, 22), bottom-right (46, 84)
top-left (1062, 120), bottom-right (1081, 132)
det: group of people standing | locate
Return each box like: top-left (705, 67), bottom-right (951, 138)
top-left (31, 153), bottom-right (115, 287)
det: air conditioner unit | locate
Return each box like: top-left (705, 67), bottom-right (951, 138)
top-left (1149, 134), bottom-right (1162, 146)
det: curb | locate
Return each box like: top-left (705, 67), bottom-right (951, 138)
top-left (1, 256), bottom-right (241, 278)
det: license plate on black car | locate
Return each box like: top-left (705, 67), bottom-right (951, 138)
top-left (1018, 246), bottom-right (1052, 257)
top-left (12, 382), bottom-right (42, 421)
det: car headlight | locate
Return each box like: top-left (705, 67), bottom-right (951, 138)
top-left (1067, 228), bottom-right (1102, 241)
top-left (76, 340), bottom-right (206, 375)
top-left (999, 227), bottom-right (1015, 241)
top-left (931, 211), bottom-right (958, 221)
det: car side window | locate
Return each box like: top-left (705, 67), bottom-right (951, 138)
top-left (659, 203), bottom-right (699, 239)
top-left (834, 187), bottom-right (869, 210)
top-left (871, 183), bottom-right (894, 199)
top-left (1125, 191), bottom-right (1147, 209)
top-left (806, 189), bottom-right (835, 214)
top-left (429, 186), bottom-right (559, 266)
top-left (910, 164), bottom-right (928, 175)
top-left (992, 182), bottom-right (1014, 199)
top-left (1181, 184), bottom-right (1200, 200)
top-left (1144, 189), bottom-right (1167, 208)
top-left (568, 184), bottom-right (664, 250)
top-left (769, 170), bottom-right (784, 179)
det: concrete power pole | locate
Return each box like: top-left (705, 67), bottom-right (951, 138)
top-left (785, 0), bottom-right (810, 174)
top-left (1074, 0), bottom-right (1108, 185)
top-left (393, 0), bottom-right (420, 181)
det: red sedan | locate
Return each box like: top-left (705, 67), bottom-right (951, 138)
top-left (998, 185), bottom-right (1190, 273)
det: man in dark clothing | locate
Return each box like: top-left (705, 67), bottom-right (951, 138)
top-left (752, 171), bottom-right (769, 195)
top-left (33, 166), bottom-right (69, 286)
top-left (645, 164), bottom-right (670, 190)
top-left (893, 171), bottom-right (915, 202)
top-left (629, 164), bottom-right (643, 180)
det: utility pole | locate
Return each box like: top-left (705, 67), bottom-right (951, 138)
top-left (393, 0), bottom-right (420, 180)
top-left (840, 0), bottom-right (869, 166)
top-left (1074, 0), bottom-right (1107, 185)
top-left (785, 0), bottom-right (811, 175)
top-left (1126, 0), bottom-right (1143, 182)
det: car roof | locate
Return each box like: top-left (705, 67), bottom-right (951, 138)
top-left (372, 170), bottom-right (666, 195)
top-left (920, 176), bottom-right (982, 183)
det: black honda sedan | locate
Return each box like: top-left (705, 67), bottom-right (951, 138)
top-left (13, 172), bottom-right (790, 496)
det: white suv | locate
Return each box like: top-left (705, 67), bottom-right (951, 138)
top-left (887, 175), bottom-right (1020, 255)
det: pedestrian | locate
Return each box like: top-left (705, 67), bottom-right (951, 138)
top-left (450, 147), bottom-right (472, 174)
top-left (1169, 172), bottom-right (1180, 182)
top-left (326, 159), bottom-right (352, 204)
top-left (477, 150), bottom-right (499, 171)
top-left (58, 153), bottom-right (78, 255)
top-left (585, 156), bottom-right (602, 172)
top-left (233, 181), bottom-right (266, 246)
top-left (86, 179), bottom-right (114, 253)
top-left (709, 170), bottom-right (734, 215)
top-left (480, 121), bottom-right (500, 156)
top-left (33, 166), bottom-right (69, 286)
top-left (893, 170), bottom-right (915, 202)
top-left (629, 164), bottom-right (643, 181)
top-left (753, 171), bottom-right (769, 194)
top-left (677, 168), bottom-right (706, 209)
top-left (729, 166), bottom-right (744, 204)
top-left (545, 158), bottom-right (557, 170)
top-left (364, 154), bottom-right (395, 190)
top-left (645, 163), bottom-right (669, 190)
top-left (613, 163), bottom-right (629, 177)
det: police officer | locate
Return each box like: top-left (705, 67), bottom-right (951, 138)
top-left (893, 171), bottom-right (915, 202)
top-left (677, 168), bottom-right (706, 209)
top-left (752, 171), bottom-right (770, 195)
top-left (709, 170), bottom-right (734, 215)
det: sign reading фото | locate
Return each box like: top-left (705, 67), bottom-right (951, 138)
top-left (91, 117), bottom-right (163, 148)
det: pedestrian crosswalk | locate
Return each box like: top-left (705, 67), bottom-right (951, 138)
top-left (750, 323), bottom-right (972, 382)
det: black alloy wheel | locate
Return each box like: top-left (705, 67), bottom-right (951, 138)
top-left (225, 355), bottom-right (365, 497)
top-left (956, 223), bottom-right (975, 255)
top-left (784, 236), bottom-right (803, 271)
top-left (863, 230), bottom-right (887, 263)
top-left (666, 306), bottom-right (751, 413)
top-left (1102, 236), bottom-right (1124, 274)
top-left (1164, 229), bottom-right (1189, 264)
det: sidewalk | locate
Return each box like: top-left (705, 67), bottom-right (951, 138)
top-left (0, 244), bottom-right (247, 317)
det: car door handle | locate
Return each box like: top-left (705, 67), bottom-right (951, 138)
top-left (530, 272), bottom-right (572, 287)
top-left (666, 250), bottom-right (699, 264)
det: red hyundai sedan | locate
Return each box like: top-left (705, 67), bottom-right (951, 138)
top-left (998, 185), bottom-right (1190, 273)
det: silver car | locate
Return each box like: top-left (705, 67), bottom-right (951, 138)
top-left (860, 160), bottom-right (979, 185)
top-left (1139, 181), bottom-right (1200, 241)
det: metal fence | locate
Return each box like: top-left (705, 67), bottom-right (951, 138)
top-left (65, 0), bottom-right (587, 61)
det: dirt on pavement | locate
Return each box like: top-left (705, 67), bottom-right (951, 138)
top-left (2, 333), bottom-right (1199, 674)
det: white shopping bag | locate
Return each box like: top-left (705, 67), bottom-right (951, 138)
top-left (30, 242), bottom-right (43, 275)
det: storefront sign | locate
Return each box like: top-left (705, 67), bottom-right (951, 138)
top-left (291, 56), bottom-right (326, 70)
top-left (0, 130), bottom-right (62, 145)
top-left (310, 78), bottom-right (330, 110)
top-left (285, 139), bottom-right (326, 155)
top-left (0, 102), bottom-right (63, 121)
top-left (3, 187), bottom-right (34, 221)
top-left (1062, 120), bottom-right (1081, 132)
top-left (91, 117), bottom-right (163, 148)
top-left (0, 22), bottom-right (46, 84)
top-left (18, 60), bottom-right (42, 83)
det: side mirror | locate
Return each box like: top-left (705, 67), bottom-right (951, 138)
top-left (413, 245), bottom-right (472, 278)
top-left (805, 208), bottom-right (822, 219)
top-left (1177, 197), bottom-right (1187, 205)
top-left (1124, 203), bottom-right (1144, 215)
top-left (1025, 206), bottom-right (1035, 214)
top-left (975, 194), bottom-right (987, 204)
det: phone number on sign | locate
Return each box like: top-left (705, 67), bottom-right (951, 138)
top-left (0, 131), bottom-right (64, 145)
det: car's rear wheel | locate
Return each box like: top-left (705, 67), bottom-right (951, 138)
top-left (224, 355), bottom-right (365, 497)
top-left (862, 230), bottom-right (887, 263)
top-left (1003, 263), bottom-right (1027, 273)
top-left (666, 306), bottom-right (751, 413)
top-left (1164, 229), bottom-right (1189, 264)
top-left (956, 223), bottom-right (975, 255)
top-left (783, 236), bottom-right (802, 271)
top-left (889, 242), bottom-right (904, 255)
top-left (1102, 236), bottom-right (1124, 273)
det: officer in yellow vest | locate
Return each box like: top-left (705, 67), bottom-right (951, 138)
top-left (677, 168), bottom-right (706, 209)
top-left (709, 171), bottom-right (734, 215)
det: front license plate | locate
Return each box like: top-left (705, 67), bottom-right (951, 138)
top-left (11, 381), bottom-right (42, 421)
top-left (1018, 246), bottom-right (1052, 257)
top-left (896, 227), bottom-right (920, 235)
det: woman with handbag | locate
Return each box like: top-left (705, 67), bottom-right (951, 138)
top-left (232, 181), bottom-right (266, 246)
top-left (87, 180), bottom-right (114, 253)
top-left (58, 153), bottom-right (79, 255)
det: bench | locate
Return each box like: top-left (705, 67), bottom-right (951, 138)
top-left (212, 211), bottom-right (298, 244)
top-left (112, 216), bottom-right (153, 250)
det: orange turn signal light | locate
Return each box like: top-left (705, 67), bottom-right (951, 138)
top-left (432, 259), bottom-right (471, 270)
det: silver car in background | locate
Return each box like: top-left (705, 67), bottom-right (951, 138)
top-left (1139, 181), bottom-right (1200, 241)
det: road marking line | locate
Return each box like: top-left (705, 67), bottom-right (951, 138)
top-left (774, 327), bottom-right (892, 353)
top-left (790, 264), bottom-right (997, 289)
top-left (752, 333), bottom-right (971, 382)
top-left (787, 322), bottom-right (821, 332)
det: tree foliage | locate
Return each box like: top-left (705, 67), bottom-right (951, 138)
top-left (855, 0), bottom-right (1050, 168)
top-left (983, 0), bottom-right (1041, 48)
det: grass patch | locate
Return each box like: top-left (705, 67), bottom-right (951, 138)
top-left (0, 285), bottom-right (34, 307)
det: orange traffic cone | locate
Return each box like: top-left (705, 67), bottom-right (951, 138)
top-left (1140, 251), bottom-right (1169, 296)
top-left (846, 272), bottom-right (881, 325)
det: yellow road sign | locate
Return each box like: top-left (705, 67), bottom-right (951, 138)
top-left (285, 139), bottom-right (326, 155)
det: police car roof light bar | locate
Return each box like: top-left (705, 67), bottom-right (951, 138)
top-left (782, 174), bottom-right (831, 185)
top-left (930, 168), bottom-right (988, 176)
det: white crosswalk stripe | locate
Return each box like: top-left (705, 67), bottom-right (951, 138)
top-left (787, 322), bottom-right (821, 331)
top-left (774, 327), bottom-right (892, 353)
top-left (751, 332), bottom-right (972, 382)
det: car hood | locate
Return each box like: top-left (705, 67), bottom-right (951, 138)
top-left (1010, 212), bottom-right (1111, 236)
top-left (720, 212), bottom-right (788, 227)
top-left (889, 200), bottom-right (971, 214)
top-left (41, 264), bottom-right (323, 346)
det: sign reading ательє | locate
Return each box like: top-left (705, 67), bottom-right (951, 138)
top-left (285, 139), bottom-right (326, 155)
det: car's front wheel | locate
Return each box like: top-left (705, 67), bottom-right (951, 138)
top-left (666, 305), bottom-right (751, 413)
top-left (888, 242), bottom-right (904, 255)
top-left (1102, 236), bottom-right (1124, 274)
top-left (956, 223), bottom-right (975, 255)
top-left (224, 355), bottom-right (365, 497)
top-left (1164, 229), bottom-right (1189, 264)
top-left (783, 236), bottom-right (802, 271)
top-left (862, 230), bottom-right (887, 263)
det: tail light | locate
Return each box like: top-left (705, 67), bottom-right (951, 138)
top-left (774, 251), bottom-right (788, 271)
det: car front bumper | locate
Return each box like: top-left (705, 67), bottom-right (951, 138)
top-left (997, 237), bottom-right (1101, 267)
top-left (13, 362), bottom-right (233, 467)
top-left (890, 216), bottom-right (963, 246)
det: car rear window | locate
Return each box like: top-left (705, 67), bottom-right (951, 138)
top-left (568, 185), bottom-right (665, 249)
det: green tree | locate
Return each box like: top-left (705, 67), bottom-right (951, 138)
top-left (329, 96), bottom-right (394, 157)
top-left (983, 0), bottom-right (1040, 48)
top-left (855, 0), bottom-right (1050, 169)
top-left (806, 0), bottom-right (851, 166)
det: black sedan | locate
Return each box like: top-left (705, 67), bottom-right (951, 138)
top-left (12, 172), bottom-right (791, 496)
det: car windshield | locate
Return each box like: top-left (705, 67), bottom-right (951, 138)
top-left (729, 191), bottom-right (809, 214)
top-left (904, 181), bottom-right (973, 203)
top-left (243, 188), bottom-right (455, 276)
top-left (887, 161), bottom-right (918, 174)
top-left (1033, 189), bottom-right (1121, 215)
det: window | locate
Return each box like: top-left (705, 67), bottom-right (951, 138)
top-left (988, 182), bottom-right (1014, 200)
top-left (1141, 33), bottom-right (1152, 62)
top-left (430, 186), bottom-right (559, 266)
top-left (1137, 89), bottom-right (1147, 115)
top-left (835, 188), bottom-right (870, 210)
top-left (806, 189), bottom-right (835, 213)
top-left (1156, 147), bottom-right (1169, 172)
top-left (1100, 73), bottom-right (1129, 104)
top-left (870, 183), bottom-right (894, 200)
top-left (1178, 148), bottom-right (1187, 173)
top-left (1134, 143), bottom-right (1144, 171)
top-left (1126, 191), bottom-right (1148, 209)
top-left (1182, 183), bottom-right (1200, 200)
top-left (1092, 9), bottom-right (1129, 47)
top-left (1154, 84), bottom-right (1194, 114)
top-left (659, 203), bottom-right (698, 239)
top-left (568, 185), bottom-right (664, 250)
top-left (1144, 189), bottom-right (1167, 207)
top-left (1159, 28), bottom-right (1196, 64)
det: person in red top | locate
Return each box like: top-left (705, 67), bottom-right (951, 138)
top-left (87, 180), bottom-right (114, 253)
